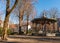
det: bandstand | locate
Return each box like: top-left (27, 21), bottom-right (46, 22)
top-left (31, 14), bottom-right (57, 36)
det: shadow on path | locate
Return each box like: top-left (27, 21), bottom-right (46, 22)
top-left (0, 41), bottom-right (21, 43)
top-left (9, 35), bottom-right (60, 41)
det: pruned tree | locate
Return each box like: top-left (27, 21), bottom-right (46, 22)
top-left (1, 0), bottom-right (18, 40)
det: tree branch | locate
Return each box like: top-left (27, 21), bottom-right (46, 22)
top-left (9, 0), bottom-right (18, 14)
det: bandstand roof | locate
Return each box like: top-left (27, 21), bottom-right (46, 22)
top-left (31, 16), bottom-right (57, 23)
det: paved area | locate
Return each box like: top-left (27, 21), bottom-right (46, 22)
top-left (0, 38), bottom-right (60, 43)
top-left (0, 35), bottom-right (60, 43)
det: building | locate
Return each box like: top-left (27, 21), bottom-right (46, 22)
top-left (9, 24), bottom-right (19, 33)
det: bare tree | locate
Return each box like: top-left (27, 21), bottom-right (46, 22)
top-left (13, 0), bottom-right (37, 34)
top-left (48, 8), bottom-right (59, 32)
top-left (48, 8), bottom-right (58, 18)
top-left (39, 8), bottom-right (59, 19)
top-left (39, 10), bottom-right (48, 18)
top-left (1, 0), bottom-right (18, 40)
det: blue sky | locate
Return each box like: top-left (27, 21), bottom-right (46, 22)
top-left (0, 0), bottom-right (60, 24)
top-left (35, 0), bottom-right (60, 17)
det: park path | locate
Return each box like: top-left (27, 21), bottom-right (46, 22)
top-left (4, 38), bottom-right (60, 43)
top-left (6, 37), bottom-right (60, 43)
top-left (0, 35), bottom-right (60, 43)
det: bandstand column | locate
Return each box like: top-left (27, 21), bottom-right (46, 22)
top-left (33, 22), bottom-right (37, 32)
top-left (44, 21), bottom-right (48, 33)
top-left (45, 23), bottom-right (49, 33)
top-left (53, 22), bottom-right (58, 32)
top-left (49, 22), bottom-right (53, 33)
top-left (31, 23), bottom-right (34, 31)
top-left (40, 24), bottom-right (43, 31)
top-left (42, 24), bottom-right (44, 32)
top-left (55, 22), bottom-right (58, 32)
top-left (53, 22), bottom-right (55, 32)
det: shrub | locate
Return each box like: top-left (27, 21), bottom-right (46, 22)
top-left (0, 27), bottom-right (12, 35)
top-left (27, 29), bottom-right (32, 35)
top-left (0, 27), bottom-right (3, 34)
top-left (7, 28), bottom-right (12, 35)
top-left (28, 29), bottom-right (32, 33)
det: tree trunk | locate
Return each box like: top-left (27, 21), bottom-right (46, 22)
top-left (1, 0), bottom-right (10, 40)
top-left (19, 16), bottom-right (23, 34)
top-left (2, 14), bottom-right (10, 40)
top-left (19, 9), bottom-right (24, 34)
top-left (26, 15), bottom-right (29, 34)
top-left (1, 0), bottom-right (18, 40)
